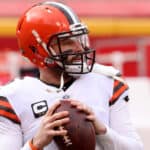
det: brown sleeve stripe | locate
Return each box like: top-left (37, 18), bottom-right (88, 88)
top-left (113, 80), bottom-right (125, 94)
top-left (109, 80), bottom-right (129, 106)
top-left (111, 84), bottom-right (128, 102)
top-left (0, 96), bottom-right (21, 124)
top-left (0, 110), bottom-right (20, 124)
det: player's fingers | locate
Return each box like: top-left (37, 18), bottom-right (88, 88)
top-left (86, 115), bottom-right (95, 121)
top-left (85, 106), bottom-right (93, 114)
top-left (70, 100), bottom-right (93, 114)
top-left (70, 100), bottom-right (81, 106)
top-left (50, 111), bottom-right (69, 122)
top-left (47, 117), bottom-right (70, 129)
top-left (48, 129), bottom-right (68, 137)
top-left (46, 101), bottom-right (61, 116)
top-left (43, 111), bottom-right (69, 126)
top-left (77, 104), bottom-right (93, 114)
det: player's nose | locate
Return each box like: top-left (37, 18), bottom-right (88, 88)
top-left (73, 41), bottom-right (84, 53)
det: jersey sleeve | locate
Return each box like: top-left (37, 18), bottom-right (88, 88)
top-left (109, 79), bottom-right (129, 106)
top-left (96, 99), bottom-right (143, 150)
top-left (0, 116), bottom-right (23, 150)
top-left (0, 96), bottom-right (21, 124)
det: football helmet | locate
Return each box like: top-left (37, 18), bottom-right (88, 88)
top-left (16, 1), bottom-right (95, 75)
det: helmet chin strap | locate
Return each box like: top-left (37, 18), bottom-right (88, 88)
top-left (56, 72), bottom-right (65, 92)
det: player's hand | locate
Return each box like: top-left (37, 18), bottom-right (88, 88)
top-left (32, 101), bottom-right (70, 149)
top-left (70, 100), bottom-right (107, 135)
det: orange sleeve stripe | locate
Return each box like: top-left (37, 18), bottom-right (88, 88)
top-left (114, 80), bottom-right (120, 87)
top-left (0, 100), bottom-right (12, 108)
top-left (110, 84), bottom-right (128, 103)
top-left (29, 140), bottom-right (39, 150)
top-left (0, 109), bottom-right (20, 124)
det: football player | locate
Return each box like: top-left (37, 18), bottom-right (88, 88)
top-left (0, 1), bottom-right (143, 150)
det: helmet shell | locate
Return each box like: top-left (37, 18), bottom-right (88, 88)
top-left (16, 4), bottom-right (70, 67)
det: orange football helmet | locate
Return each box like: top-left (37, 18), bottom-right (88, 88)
top-left (16, 1), bottom-right (95, 74)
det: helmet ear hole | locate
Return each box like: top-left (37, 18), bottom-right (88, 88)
top-left (29, 45), bottom-right (37, 53)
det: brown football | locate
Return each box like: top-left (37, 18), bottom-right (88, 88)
top-left (53, 100), bottom-right (96, 150)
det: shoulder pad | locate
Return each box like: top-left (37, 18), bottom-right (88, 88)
top-left (92, 63), bottom-right (126, 83)
top-left (0, 78), bottom-right (22, 96)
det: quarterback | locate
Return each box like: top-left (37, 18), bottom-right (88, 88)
top-left (0, 1), bottom-right (143, 150)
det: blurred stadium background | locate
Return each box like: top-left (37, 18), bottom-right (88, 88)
top-left (0, 0), bottom-right (150, 149)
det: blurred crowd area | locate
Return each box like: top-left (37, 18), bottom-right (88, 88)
top-left (1, 0), bottom-right (150, 85)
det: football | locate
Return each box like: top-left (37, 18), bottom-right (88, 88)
top-left (53, 100), bottom-right (96, 150)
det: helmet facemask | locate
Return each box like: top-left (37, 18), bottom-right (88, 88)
top-left (47, 24), bottom-right (95, 76)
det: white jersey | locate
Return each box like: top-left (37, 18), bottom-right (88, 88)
top-left (0, 64), bottom-right (143, 150)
